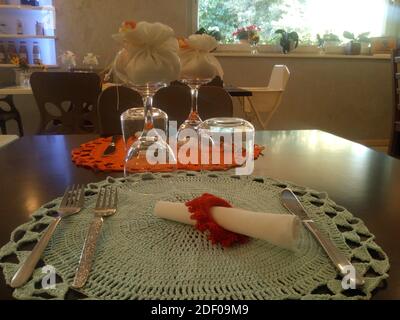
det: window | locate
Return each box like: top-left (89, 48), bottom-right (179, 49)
top-left (198, 0), bottom-right (388, 44)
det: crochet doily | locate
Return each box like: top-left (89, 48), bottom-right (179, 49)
top-left (0, 172), bottom-right (390, 300)
top-left (71, 136), bottom-right (264, 172)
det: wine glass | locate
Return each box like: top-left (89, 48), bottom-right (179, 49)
top-left (125, 83), bottom-right (177, 174)
top-left (114, 52), bottom-right (177, 174)
top-left (121, 107), bottom-right (168, 153)
top-left (198, 118), bottom-right (255, 174)
top-left (178, 78), bottom-right (211, 134)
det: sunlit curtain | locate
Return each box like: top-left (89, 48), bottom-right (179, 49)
top-left (385, 0), bottom-right (400, 37)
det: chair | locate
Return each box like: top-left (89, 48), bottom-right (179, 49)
top-left (97, 85), bottom-right (143, 136)
top-left (0, 95), bottom-right (24, 136)
top-left (390, 51), bottom-right (400, 158)
top-left (30, 72), bottom-right (102, 134)
top-left (153, 85), bottom-right (192, 127)
top-left (154, 85), bottom-right (234, 127)
top-left (198, 86), bottom-right (234, 119)
top-left (240, 65), bottom-right (290, 129)
top-left (205, 76), bottom-right (224, 87)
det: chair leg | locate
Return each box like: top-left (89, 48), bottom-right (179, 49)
top-left (15, 115), bottom-right (24, 137)
top-left (0, 120), bottom-right (7, 134)
top-left (246, 97), bottom-right (267, 130)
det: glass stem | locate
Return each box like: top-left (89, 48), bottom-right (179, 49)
top-left (190, 86), bottom-right (199, 119)
top-left (142, 95), bottom-right (154, 136)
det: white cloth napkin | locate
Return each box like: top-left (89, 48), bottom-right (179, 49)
top-left (113, 21), bottom-right (181, 85)
top-left (154, 201), bottom-right (300, 250)
top-left (180, 34), bottom-right (224, 80)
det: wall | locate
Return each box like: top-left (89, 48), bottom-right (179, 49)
top-left (217, 54), bottom-right (393, 142)
top-left (54, 0), bottom-right (194, 67)
top-left (1, 0), bottom-right (394, 143)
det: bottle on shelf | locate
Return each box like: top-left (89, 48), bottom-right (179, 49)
top-left (21, 0), bottom-right (40, 6)
top-left (33, 41), bottom-right (41, 64)
top-left (17, 20), bottom-right (24, 35)
top-left (19, 41), bottom-right (29, 63)
top-left (35, 21), bottom-right (45, 36)
top-left (0, 41), bottom-right (6, 64)
top-left (7, 41), bottom-right (17, 62)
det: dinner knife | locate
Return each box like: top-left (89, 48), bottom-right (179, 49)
top-left (280, 189), bottom-right (365, 288)
top-left (102, 136), bottom-right (118, 157)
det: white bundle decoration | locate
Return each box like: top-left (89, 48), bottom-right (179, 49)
top-left (179, 34), bottom-right (224, 80)
top-left (113, 21), bottom-right (181, 85)
top-left (83, 53), bottom-right (99, 67)
top-left (60, 51), bottom-right (76, 68)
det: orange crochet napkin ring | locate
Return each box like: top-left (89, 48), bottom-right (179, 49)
top-left (186, 193), bottom-right (249, 248)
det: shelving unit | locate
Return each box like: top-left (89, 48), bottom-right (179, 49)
top-left (390, 53), bottom-right (400, 158)
top-left (0, 4), bottom-right (54, 11)
top-left (0, 34), bottom-right (56, 39)
top-left (0, 62), bottom-right (57, 68)
top-left (0, 0), bottom-right (57, 67)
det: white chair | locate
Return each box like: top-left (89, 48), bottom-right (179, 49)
top-left (240, 65), bottom-right (290, 129)
top-left (0, 135), bottom-right (18, 149)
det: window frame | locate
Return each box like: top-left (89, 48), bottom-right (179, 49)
top-left (193, 0), bottom-right (391, 55)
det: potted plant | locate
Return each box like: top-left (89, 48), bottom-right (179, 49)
top-left (356, 32), bottom-right (371, 55)
top-left (275, 29), bottom-right (299, 54)
top-left (318, 33), bottom-right (344, 54)
top-left (10, 56), bottom-right (31, 87)
top-left (196, 27), bottom-right (223, 42)
top-left (233, 25), bottom-right (261, 44)
top-left (343, 31), bottom-right (370, 55)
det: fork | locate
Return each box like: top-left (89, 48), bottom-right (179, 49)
top-left (72, 186), bottom-right (118, 289)
top-left (11, 185), bottom-right (85, 288)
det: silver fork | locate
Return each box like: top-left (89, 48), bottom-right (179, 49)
top-left (11, 185), bottom-right (85, 288)
top-left (72, 186), bottom-right (118, 289)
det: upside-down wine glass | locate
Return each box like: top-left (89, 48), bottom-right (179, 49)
top-left (114, 52), bottom-right (177, 174)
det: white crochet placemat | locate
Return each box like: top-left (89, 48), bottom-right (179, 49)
top-left (0, 171), bottom-right (390, 300)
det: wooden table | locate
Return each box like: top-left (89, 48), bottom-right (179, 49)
top-left (0, 85), bottom-right (253, 98)
top-left (0, 130), bottom-right (399, 300)
top-left (224, 86), bottom-right (253, 97)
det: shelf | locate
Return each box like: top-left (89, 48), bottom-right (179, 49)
top-left (0, 34), bottom-right (56, 39)
top-left (0, 4), bottom-right (54, 11)
top-left (0, 1), bottom-right (56, 70)
top-left (0, 85), bottom-right (32, 95)
top-left (0, 63), bottom-right (58, 69)
top-left (214, 52), bottom-right (391, 60)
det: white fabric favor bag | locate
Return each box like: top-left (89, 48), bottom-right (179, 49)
top-left (113, 21), bottom-right (181, 85)
top-left (180, 34), bottom-right (224, 80)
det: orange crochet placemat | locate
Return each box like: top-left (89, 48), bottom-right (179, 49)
top-left (71, 136), bottom-right (264, 173)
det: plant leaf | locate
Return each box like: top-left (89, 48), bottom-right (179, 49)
top-left (288, 31), bottom-right (299, 41)
top-left (358, 32), bottom-right (370, 42)
top-left (343, 31), bottom-right (355, 40)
